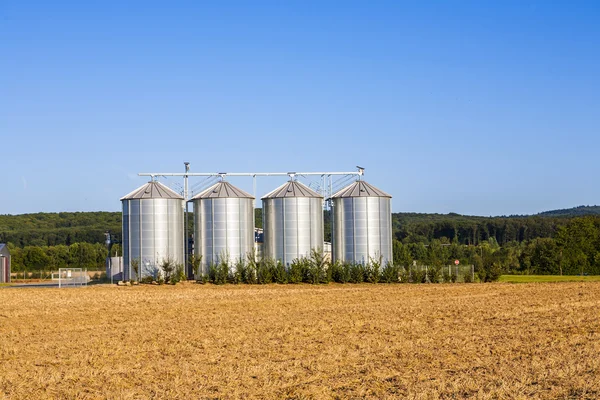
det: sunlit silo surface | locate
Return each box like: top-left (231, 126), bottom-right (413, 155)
top-left (192, 181), bottom-right (254, 275)
top-left (331, 180), bottom-right (392, 265)
top-left (121, 181), bottom-right (184, 280)
top-left (262, 180), bottom-right (324, 266)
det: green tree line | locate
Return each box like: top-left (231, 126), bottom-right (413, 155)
top-left (0, 212), bottom-right (121, 247)
top-left (7, 242), bottom-right (122, 272)
top-left (2, 208), bottom-right (600, 275)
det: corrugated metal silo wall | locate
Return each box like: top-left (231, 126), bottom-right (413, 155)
top-left (332, 197), bottom-right (392, 265)
top-left (122, 198), bottom-right (184, 280)
top-left (0, 256), bottom-right (9, 283)
top-left (193, 197), bottom-right (254, 275)
top-left (262, 197), bottom-right (324, 266)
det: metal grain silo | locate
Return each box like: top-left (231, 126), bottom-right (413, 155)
top-left (192, 181), bottom-right (254, 276)
top-left (262, 180), bottom-right (324, 266)
top-left (121, 181), bottom-right (185, 280)
top-left (331, 180), bottom-right (392, 266)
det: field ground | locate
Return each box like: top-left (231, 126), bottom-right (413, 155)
top-left (499, 275), bottom-right (600, 283)
top-left (1, 283), bottom-right (599, 399)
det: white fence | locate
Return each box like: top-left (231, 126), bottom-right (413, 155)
top-left (405, 264), bottom-right (475, 283)
top-left (56, 268), bottom-right (88, 288)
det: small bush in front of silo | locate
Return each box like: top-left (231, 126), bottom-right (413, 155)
top-left (349, 263), bottom-right (365, 284)
top-left (288, 259), bottom-right (305, 284)
top-left (366, 256), bottom-right (382, 284)
top-left (381, 263), bottom-right (400, 283)
top-left (232, 260), bottom-right (245, 284)
top-left (160, 257), bottom-right (176, 283)
top-left (245, 253), bottom-right (258, 284)
top-left (208, 263), bottom-right (217, 283)
top-left (190, 254), bottom-right (203, 282)
top-left (273, 260), bottom-right (287, 284)
top-left (216, 260), bottom-right (229, 285)
top-left (257, 259), bottom-right (274, 284)
top-left (308, 248), bottom-right (329, 284)
top-left (331, 261), bottom-right (351, 283)
top-left (170, 264), bottom-right (186, 284)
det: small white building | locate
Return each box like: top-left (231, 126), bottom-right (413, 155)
top-left (0, 244), bottom-right (10, 283)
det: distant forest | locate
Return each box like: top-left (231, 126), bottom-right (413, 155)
top-left (2, 206), bottom-right (600, 248)
top-left (2, 206), bottom-right (600, 276)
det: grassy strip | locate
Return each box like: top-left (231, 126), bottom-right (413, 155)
top-left (500, 275), bottom-right (600, 283)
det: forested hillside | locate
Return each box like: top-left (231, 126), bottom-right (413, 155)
top-left (0, 212), bottom-right (121, 247)
top-left (2, 206), bottom-right (600, 248)
top-left (537, 205), bottom-right (600, 218)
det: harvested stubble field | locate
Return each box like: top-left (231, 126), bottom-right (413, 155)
top-left (1, 283), bottom-right (599, 400)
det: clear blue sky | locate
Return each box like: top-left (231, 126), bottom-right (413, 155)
top-left (1, 1), bottom-right (598, 216)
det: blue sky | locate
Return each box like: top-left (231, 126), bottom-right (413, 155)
top-left (1, 1), bottom-right (599, 216)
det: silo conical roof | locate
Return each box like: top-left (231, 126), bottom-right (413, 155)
top-left (120, 181), bottom-right (184, 200)
top-left (330, 180), bottom-right (391, 199)
top-left (261, 180), bottom-right (323, 199)
top-left (192, 181), bottom-right (254, 199)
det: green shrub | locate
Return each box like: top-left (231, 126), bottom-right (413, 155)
top-left (332, 261), bottom-right (351, 283)
top-left (442, 268), bottom-right (451, 283)
top-left (381, 263), bottom-right (400, 283)
top-left (399, 267), bottom-right (410, 283)
top-left (245, 253), bottom-right (258, 284)
top-left (208, 264), bottom-right (216, 283)
top-left (441, 267), bottom-right (458, 283)
top-left (160, 257), bottom-right (176, 283)
top-left (463, 270), bottom-right (473, 283)
top-left (350, 264), bottom-right (365, 283)
top-left (209, 261), bottom-right (229, 285)
top-left (366, 256), bottom-right (382, 283)
top-left (170, 264), bottom-right (186, 284)
top-left (273, 260), bottom-right (287, 284)
top-left (428, 265), bottom-right (442, 283)
top-left (288, 259), bottom-right (305, 284)
top-left (410, 268), bottom-right (426, 283)
top-left (308, 249), bottom-right (329, 284)
top-left (232, 260), bottom-right (245, 284)
top-left (257, 259), bottom-right (274, 284)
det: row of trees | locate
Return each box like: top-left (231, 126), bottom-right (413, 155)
top-left (195, 250), bottom-right (473, 285)
top-left (0, 212), bottom-right (121, 247)
top-left (393, 214), bottom-right (574, 245)
top-left (5, 208), bottom-right (600, 249)
top-left (3, 210), bottom-right (600, 276)
top-left (390, 217), bottom-right (600, 276)
top-left (7, 242), bottom-right (118, 272)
